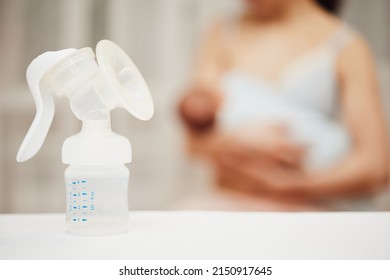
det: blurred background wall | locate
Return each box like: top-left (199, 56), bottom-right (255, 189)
top-left (0, 0), bottom-right (389, 213)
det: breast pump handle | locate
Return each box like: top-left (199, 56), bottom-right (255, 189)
top-left (16, 49), bottom-right (76, 162)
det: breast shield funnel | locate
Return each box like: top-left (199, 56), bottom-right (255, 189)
top-left (17, 40), bottom-right (154, 236)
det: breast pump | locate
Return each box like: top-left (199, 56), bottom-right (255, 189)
top-left (17, 40), bottom-right (154, 236)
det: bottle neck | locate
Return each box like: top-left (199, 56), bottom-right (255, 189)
top-left (81, 119), bottom-right (111, 134)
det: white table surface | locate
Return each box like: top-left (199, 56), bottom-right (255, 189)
top-left (0, 211), bottom-right (389, 260)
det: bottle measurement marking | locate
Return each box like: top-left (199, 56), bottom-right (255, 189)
top-left (72, 180), bottom-right (87, 185)
top-left (69, 179), bottom-right (94, 224)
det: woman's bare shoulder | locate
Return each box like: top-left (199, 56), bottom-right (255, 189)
top-left (337, 30), bottom-right (378, 96)
top-left (201, 18), bottom-right (232, 47)
top-left (338, 32), bottom-right (374, 69)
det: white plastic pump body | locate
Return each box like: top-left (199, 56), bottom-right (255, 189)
top-left (17, 40), bottom-right (154, 236)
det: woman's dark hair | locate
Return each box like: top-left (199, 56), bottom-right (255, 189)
top-left (316, 0), bottom-right (343, 14)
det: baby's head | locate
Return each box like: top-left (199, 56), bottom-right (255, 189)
top-left (242, 0), bottom-right (342, 19)
top-left (179, 88), bottom-right (220, 132)
top-left (243, 0), bottom-right (292, 19)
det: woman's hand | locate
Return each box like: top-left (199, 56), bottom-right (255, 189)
top-left (212, 123), bottom-right (306, 168)
top-left (211, 123), bottom-right (309, 196)
top-left (215, 154), bottom-right (307, 194)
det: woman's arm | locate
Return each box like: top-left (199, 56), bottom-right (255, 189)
top-left (180, 20), bottom-right (225, 158)
top-left (192, 20), bottom-right (227, 89)
top-left (298, 36), bottom-right (389, 196)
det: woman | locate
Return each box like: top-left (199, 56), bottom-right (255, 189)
top-left (179, 0), bottom-right (389, 210)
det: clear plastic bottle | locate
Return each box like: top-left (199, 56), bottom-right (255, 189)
top-left (65, 164), bottom-right (129, 236)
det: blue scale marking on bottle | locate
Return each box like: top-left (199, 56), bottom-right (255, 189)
top-left (68, 179), bottom-right (93, 223)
